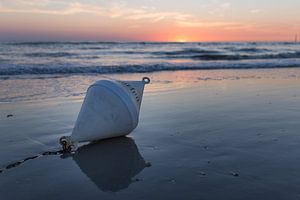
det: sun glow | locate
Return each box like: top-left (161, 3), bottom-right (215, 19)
top-left (178, 39), bottom-right (186, 43)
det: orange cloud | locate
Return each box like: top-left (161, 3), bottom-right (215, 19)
top-left (0, 1), bottom-right (299, 42)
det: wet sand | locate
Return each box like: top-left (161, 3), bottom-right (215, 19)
top-left (1, 69), bottom-right (300, 200)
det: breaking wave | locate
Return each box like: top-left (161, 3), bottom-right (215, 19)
top-left (1, 60), bottom-right (300, 76)
top-left (24, 52), bottom-right (78, 58)
top-left (154, 48), bottom-right (300, 60)
top-left (1, 41), bottom-right (300, 77)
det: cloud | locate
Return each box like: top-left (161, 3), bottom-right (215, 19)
top-left (177, 21), bottom-right (237, 28)
top-left (0, 1), bottom-right (107, 15)
top-left (0, 1), bottom-right (193, 23)
top-left (0, 0), bottom-right (243, 29)
top-left (250, 9), bottom-right (262, 14)
top-left (196, 1), bottom-right (231, 16)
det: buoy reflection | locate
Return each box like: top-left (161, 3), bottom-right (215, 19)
top-left (73, 137), bottom-right (149, 192)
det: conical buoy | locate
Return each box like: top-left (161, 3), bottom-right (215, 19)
top-left (60, 77), bottom-right (150, 150)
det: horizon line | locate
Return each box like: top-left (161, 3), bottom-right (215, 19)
top-left (1, 40), bottom-right (299, 43)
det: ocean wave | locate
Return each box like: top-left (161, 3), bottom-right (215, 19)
top-left (6, 41), bottom-right (188, 46)
top-left (7, 41), bottom-right (120, 46)
top-left (229, 47), bottom-right (271, 53)
top-left (5, 41), bottom-right (300, 47)
top-left (152, 48), bottom-right (220, 56)
top-left (24, 52), bottom-right (78, 58)
top-left (160, 51), bottom-right (300, 60)
top-left (2, 42), bottom-right (300, 78)
top-left (1, 60), bottom-right (300, 76)
top-left (18, 49), bottom-right (300, 60)
top-left (79, 47), bottom-right (110, 50)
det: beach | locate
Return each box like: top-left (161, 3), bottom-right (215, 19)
top-left (1, 68), bottom-right (300, 200)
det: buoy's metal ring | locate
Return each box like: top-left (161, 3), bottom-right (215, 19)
top-left (142, 77), bottom-right (151, 84)
top-left (59, 136), bottom-right (74, 152)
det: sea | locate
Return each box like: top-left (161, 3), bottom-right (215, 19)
top-left (0, 41), bottom-right (300, 102)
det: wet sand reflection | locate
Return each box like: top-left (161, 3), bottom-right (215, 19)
top-left (73, 137), bottom-right (150, 192)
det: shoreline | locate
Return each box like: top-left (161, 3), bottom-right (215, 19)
top-left (1, 67), bottom-right (300, 103)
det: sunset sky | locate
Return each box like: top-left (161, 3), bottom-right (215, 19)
top-left (0, 0), bottom-right (299, 42)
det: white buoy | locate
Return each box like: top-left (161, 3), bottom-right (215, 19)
top-left (60, 77), bottom-right (150, 150)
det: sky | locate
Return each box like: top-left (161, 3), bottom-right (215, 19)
top-left (0, 0), bottom-right (299, 42)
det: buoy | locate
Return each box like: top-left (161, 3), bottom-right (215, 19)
top-left (60, 77), bottom-right (150, 151)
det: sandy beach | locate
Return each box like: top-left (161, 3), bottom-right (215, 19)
top-left (1, 68), bottom-right (300, 200)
